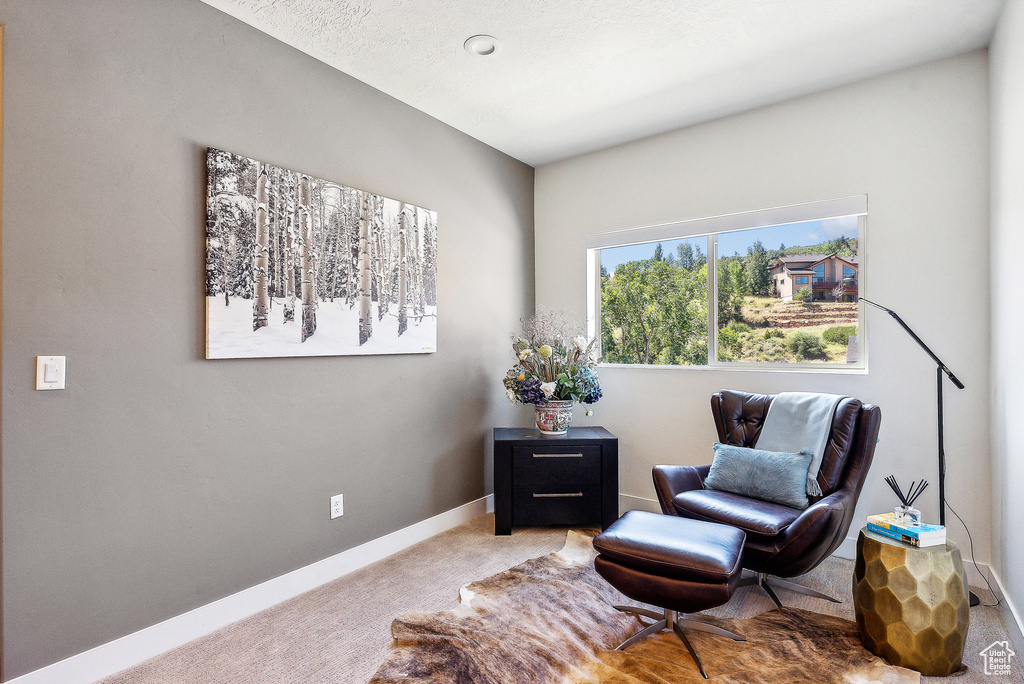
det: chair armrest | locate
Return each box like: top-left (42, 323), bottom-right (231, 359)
top-left (786, 490), bottom-right (848, 538)
top-left (771, 489), bottom-right (854, 576)
top-left (652, 464), bottom-right (709, 515)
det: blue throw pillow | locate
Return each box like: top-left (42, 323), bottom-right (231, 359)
top-left (704, 442), bottom-right (813, 509)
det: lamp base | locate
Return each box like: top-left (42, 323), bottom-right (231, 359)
top-left (970, 590), bottom-right (980, 607)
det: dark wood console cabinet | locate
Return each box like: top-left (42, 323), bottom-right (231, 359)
top-left (493, 426), bottom-right (618, 535)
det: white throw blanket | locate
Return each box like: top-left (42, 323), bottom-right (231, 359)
top-left (755, 392), bottom-right (845, 496)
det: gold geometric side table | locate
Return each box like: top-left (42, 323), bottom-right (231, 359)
top-left (853, 528), bottom-right (970, 676)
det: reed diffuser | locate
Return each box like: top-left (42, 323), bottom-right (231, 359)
top-left (885, 475), bottom-right (928, 525)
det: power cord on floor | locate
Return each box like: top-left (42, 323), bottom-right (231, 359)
top-left (944, 499), bottom-right (999, 607)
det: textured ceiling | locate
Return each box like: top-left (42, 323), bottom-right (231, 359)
top-left (201, 0), bottom-right (1006, 166)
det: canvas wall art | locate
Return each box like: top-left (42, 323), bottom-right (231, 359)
top-left (205, 148), bottom-right (437, 359)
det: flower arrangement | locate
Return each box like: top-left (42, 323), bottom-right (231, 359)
top-left (503, 310), bottom-right (602, 412)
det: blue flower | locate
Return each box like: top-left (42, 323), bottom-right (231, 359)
top-left (520, 378), bottom-right (546, 404)
top-left (574, 367), bottom-right (600, 397)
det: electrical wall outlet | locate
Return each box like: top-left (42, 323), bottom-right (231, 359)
top-left (330, 494), bottom-right (344, 519)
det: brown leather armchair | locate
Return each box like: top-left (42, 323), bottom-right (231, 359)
top-left (653, 389), bottom-right (881, 606)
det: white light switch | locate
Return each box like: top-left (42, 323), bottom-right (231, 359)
top-left (36, 356), bottom-right (66, 390)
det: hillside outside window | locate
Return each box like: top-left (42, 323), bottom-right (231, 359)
top-left (586, 196), bottom-right (867, 370)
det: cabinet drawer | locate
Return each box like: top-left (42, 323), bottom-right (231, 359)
top-left (512, 483), bottom-right (602, 527)
top-left (512, 445), bottom-right (601, 486)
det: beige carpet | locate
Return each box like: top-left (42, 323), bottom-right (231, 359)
top-left (370, 531), bottom-right (917, 683)
top-left (102, 515), bottom-right (1021, 684)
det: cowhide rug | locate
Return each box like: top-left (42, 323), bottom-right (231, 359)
top-left (369, 531), bottom-right (919, 684)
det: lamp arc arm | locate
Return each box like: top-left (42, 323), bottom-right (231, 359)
top-left (860, 298), bottom-right (964, 389)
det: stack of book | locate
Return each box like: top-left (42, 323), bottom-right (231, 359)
top-left (866, 512), bottom-right (946, 548)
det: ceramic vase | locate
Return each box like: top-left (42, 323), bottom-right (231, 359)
top-left (534, 400), bottom-right (574, 435)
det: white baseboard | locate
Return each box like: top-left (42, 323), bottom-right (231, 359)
top-left (618, 493), bottom-right (661, 515)
top-left (834, 533), bottom-right (858, 560)
top-left (835, 530), bottom-right (1024, 653)
top-left (835, 530), bottom-right (998, 589)
top-left (989, 566), bottom-right (1024, 655)
top-left (6, 495), bottom-right (495, 684)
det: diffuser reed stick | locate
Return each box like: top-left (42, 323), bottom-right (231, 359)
top-left (885, 475), bottom-right (928, 508)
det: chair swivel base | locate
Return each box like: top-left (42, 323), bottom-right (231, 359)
top-left (612, 605), bottom-right (744, 679)
top-left (737, 572), bottom-right (841, 608)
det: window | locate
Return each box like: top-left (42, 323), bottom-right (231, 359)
top-left (587, 196), bottom-right (866, 369)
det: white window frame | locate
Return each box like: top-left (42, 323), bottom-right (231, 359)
top-left (587, 196), bottom-right (868, 373)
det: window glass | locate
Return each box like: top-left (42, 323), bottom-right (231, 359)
top-left (599, 237), bottom-right (709, 365)
top-left (593, 207), bottom-right (863, 368)
top-left (715, 218), bottom-right (858, 363)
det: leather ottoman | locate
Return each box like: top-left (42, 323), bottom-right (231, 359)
top-left (593, 510), bottom-right (746, 679)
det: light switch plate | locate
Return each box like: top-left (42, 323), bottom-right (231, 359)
top-left (36, 356), bottom-right (66, 390)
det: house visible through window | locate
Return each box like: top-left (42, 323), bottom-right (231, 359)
top-left (587, 196), bottom-right (866, 369)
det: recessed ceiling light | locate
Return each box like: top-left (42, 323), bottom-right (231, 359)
top-left (464, 35), bottom-right (501, 57)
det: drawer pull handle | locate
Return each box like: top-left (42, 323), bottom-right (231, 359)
top-left (533, 453), bottom-right (584, 458)
top-left (533, 492), bottom-right (584, 498)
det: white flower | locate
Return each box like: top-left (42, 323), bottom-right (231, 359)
top-left (540, 382), bottom-right (556, 398)
top-left (506, 389), bottom-right (517, 404)
top-left (573, 336), bottom-right (588, 351)
top-left (518, 349), bottom-right (530, 360)
top-left (585, 409), bottom-right (593, 417)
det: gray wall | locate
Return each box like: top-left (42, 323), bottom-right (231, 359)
top-left (990, 0), bottom-right (1024, 648)
top-left (535, 52), bottom-right (992, 563)
top-left (0, 0), bottom-right (534, 677)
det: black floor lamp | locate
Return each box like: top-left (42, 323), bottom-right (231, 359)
top-left (860, 298), bottom-right (979, 607)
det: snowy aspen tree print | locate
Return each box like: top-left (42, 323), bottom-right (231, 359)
top-left (205, 148), bottom-right (438, 359)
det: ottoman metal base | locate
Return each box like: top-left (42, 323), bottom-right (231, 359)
top-left (612, 605), bottom-right (744, 679)
top-left (594, 512), bottom-right (748, 679)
